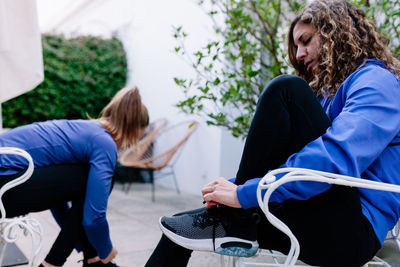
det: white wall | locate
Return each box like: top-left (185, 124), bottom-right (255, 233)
top-left (118, 0), bottom-right (229, 195)
top-left (36, 0), bottom-right (244, 196)
top-left (220, 129), bottom-right (245, 179)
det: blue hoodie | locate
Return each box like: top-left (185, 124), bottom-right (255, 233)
top-left (0, 119), bottom-right (117, 259)
top-left (236, 59), bottom-right (400, 245)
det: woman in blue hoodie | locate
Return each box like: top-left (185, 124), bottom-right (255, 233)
top-left (147, 1), bottom-right (400, 266)
top-left (0, 87), bottom-right (149, 267)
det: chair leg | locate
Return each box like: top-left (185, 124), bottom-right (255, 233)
top-left (126, 182), bottom-right (132, 194)
top-left (171, 169), bottom-right (180, 194)
top-left (150, 169), bottom-right (155, 202)
top-left (220, 255), bottom-right (241, 267)
top-left (0, 240), bottom-right (7, 267)
top-left (233, 256), bottom-right (240, 267)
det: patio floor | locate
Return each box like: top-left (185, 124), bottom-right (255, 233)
top-left (14, 183), bottom-right (400, 267)
top-left (15, 183), bottom-right (223, 267)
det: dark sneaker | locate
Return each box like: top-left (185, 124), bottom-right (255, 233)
top-left (82, 260), bottom-right (120, 267)
top-left (159, 206), bottom-right (259, 257)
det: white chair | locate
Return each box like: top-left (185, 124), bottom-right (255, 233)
top-left (0, 147), bottom-right (43, 267)
top-left (222, 168), bottom-right (400, 267)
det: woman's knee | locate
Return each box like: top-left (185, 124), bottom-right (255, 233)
top-left (258, 75), bottom-right (313, 105)
top-left (263, 75), bottom-right (309, 95)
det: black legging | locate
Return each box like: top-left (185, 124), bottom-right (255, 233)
top-left (145, 75), bottom-right (381, 267)
top-left (1, 165), bottom-right (97, 266)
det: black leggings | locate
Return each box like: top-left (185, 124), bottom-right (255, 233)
top-left (1, 164), bottom-right (97, 266)
top-left (145, 75), bottom-right (381, 267)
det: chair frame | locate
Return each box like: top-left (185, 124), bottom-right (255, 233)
top-left (119, 118), bottom-right (168, 167)
top-left (0, 147), bottom-right (43, 267)
top-left (252, 168), bottom-right (400, 267)
top-left (118, 120), bottom-right (198, 201)
top-left (120, 120), bottom-right (198, 170)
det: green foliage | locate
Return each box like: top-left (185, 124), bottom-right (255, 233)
top-left (174, 0), bottom-right (400, 139)
top-left (173, 0), bottom-right (306, 139)
top-left (2, 35), bottom-right (127, 128)
top-left (350, 0), bottom-right (400, 56)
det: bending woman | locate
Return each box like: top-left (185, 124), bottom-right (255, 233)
top-left (0, 87), bottom-right (149, 267)
top-left (146, 1), bottom-right (400, 266)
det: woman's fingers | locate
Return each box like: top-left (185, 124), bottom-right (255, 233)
top-left (204, 199), bottom-right (218, 209)
top-left (101, 247), bottom-right (118, 264)
top-left (201, 180), bottom-right (218, 196)
top-left (202, 178), bottom-right (224, 204)
top-left (202, 178), bottom-right (241, 209)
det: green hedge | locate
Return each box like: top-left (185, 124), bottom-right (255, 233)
top-left (2, 35), bottom-right (127, 128)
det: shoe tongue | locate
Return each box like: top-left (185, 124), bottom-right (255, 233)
top-left (207, 206), bottom-right (220, 215)
top-left (216, 205), bottom-right (258, 224)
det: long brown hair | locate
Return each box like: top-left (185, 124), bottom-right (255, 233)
top-left (288, 0), bottom-right (400, 96)
top-left (98, 87), bottom-right (149, 149)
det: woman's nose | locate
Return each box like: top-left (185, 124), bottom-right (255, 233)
top-left (296, 46), bottom-right (307, 62)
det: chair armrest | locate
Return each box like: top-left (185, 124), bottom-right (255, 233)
top-left (256, 168), bottom-right (400, 267)
top-left (0, 147), bottom-right (34, 219)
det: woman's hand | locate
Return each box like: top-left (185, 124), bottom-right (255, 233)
top-left (202, 177), bottom-right (242, 209)
top-left (101, 247), bottom-right (118, 264)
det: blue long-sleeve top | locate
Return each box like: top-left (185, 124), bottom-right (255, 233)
top-left (0, 119), bottom-right (117, 259)
top-left (236, 59), bottom-right (400, 245)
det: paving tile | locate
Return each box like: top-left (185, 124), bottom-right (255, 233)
top-left (14, 183), bottom-right (207, 266)
top-left (12, 183), bottom-right (400, 267)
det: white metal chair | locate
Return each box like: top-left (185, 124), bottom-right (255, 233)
top-left (222, 168), bottom-right (400, 267)
top-left (0, 147), bottom-right (43, 267)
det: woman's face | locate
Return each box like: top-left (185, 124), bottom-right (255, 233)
top-left (293, 22), bottom-right (320, 74)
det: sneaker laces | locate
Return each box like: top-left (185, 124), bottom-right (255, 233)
top-left (192, 206), bottom-right (223, 252)
top-left (192, 210), bottom-right (218, 228)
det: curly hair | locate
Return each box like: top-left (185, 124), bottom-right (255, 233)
top-left (288, 0), bottom-right (400, 97)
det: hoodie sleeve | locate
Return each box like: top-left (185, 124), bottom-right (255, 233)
top-left (82, 133), bottom-right (117, 259)
top-left (237, 66), bottom-right (400, 209)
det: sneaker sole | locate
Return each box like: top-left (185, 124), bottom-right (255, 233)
top-left (159, 218), bottom-right (259, 257)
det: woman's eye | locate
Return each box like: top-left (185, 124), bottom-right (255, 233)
top-left (304, 37), bottom-right (311, 45)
